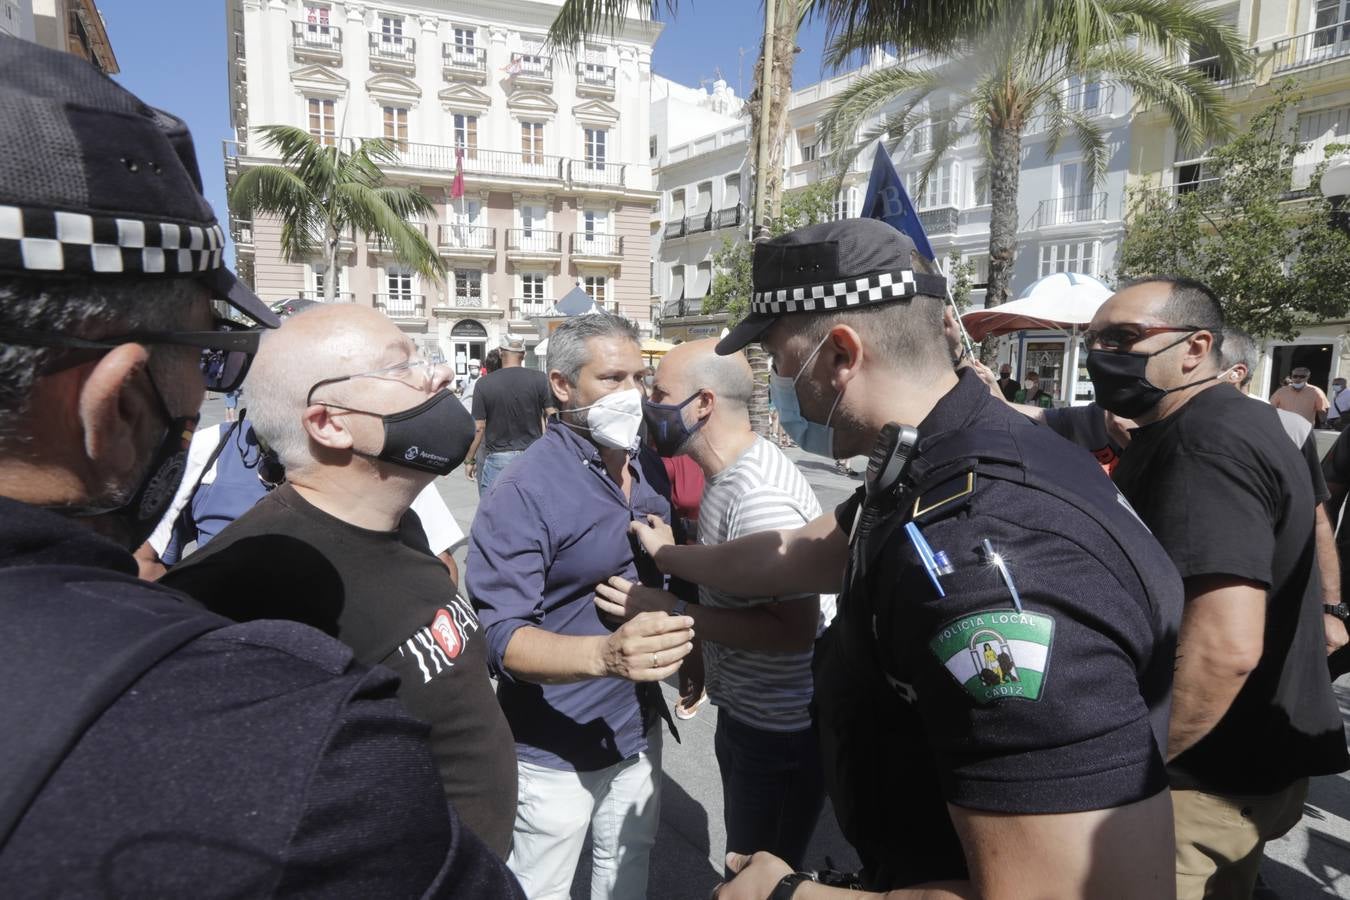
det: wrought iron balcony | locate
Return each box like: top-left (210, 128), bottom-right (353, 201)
top-left (714, 205), bottom-right (744, 229)
top-left (664, 218), bottom-right (686, 239)
top-left (917, 206), bottom-right (959, 235)
top-left (442, 43), bottom-right (486, 80)
top-left (373, 293), bottom-right (425, 318)
top-left (369, 33), bottom-right (416, 71)
top-left (511, 297), bottom-right (550, 320)
top-left (506, 229), bottom-right (562, 254)
top-left (1273, 23), bottom-right (1350, 72)
top-left (509, 52), bottom-right (552, 83)
top-left (437, 223), bottom-right (496, 254)
top-left (570, 233), bottom-right (623, 257)
top-left (297, 289), bottom-right (355, 303)
top-left (569, 158), bottom-right (625, 188)
top-left (374, 139), bottom-right (566, 182)
top-left (230, 216), bottom-right (253, 251)
top-left (685, 210), bottom-right (714, 234)
top-left (292, 21), bottom-right (342, 61)
top-left (577, 61), bottom-right (616, 97)
top-left (440, 293), bottom-right (487, 309)
top-left (1035, 192), bottom-right (1109, 227)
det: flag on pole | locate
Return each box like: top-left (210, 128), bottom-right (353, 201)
top-left (501, 56), bottom-right (523, 76)
top-left (860, 142), bottom-right (935, 261)
top-left (860, 141), bottom-right (977, 357)
top-left (451, 145), bottom-right (465, 199)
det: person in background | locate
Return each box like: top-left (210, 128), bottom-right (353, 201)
top-left (464, 336), bottom-right (556, 495)
top-left (466, 314), bottom-right (696, 899)
top-left (161, 304), bottom-right (518, 858)
top-left (1329, 376), bottom-right (1350, 430)
top-left (996, 362), bottom-right (1021, 402)
top-left (1271, 366), bottom-right (1329, 428)
top-left (1089, 276), bottom-right (1348, 899)
top-left (598, 339), bottom-right (832, 874)
top-left (1014, 370), bottom-right (1053, 407)
top-left (459, 356), bottom-right (482, 412)
top-left (223, 385), bottom-right (241, 422)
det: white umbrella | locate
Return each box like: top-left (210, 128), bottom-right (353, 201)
top-left (961, 272), bottom-right (1114, 404)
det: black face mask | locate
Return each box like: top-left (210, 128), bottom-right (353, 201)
top-left (1086, 332), bottom-right (1218, 418)
top-left (643, 391), bottom-right (705, 457)
top-left (352, 388), bottom-right (476, 475)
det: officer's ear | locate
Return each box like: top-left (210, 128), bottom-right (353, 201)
top-left (77, 343), bottom-right (159, 486)
top-left (825, 324), bottom-right (864, 391)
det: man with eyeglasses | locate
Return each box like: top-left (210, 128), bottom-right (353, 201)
top-left (0, 37), bottom-right (519, 896)
top-left (1087, 275), bottom-right (1349, 900)
top-left (161, 303), bottom-right (519, 860)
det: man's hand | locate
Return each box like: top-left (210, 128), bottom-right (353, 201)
top-left (630, 513), bottom-right (677, 559)
top-left (594, 575), bottom-right (677, 621)
top-left (1326, 614), bottom-right (1349, 655)
top-left (464, 460), bottom-right (476, 480)
top-left (596, 610), bottom-right (694, 682)
top-left (714, 852), bottom-right (793, 899)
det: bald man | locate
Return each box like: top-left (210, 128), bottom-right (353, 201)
top-left (161, 305), bottom-right (520, 860)
top-left (595, 339), bottom-right (834, 873)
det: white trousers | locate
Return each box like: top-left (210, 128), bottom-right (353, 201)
top-left (506, 728), bottom-right (662, 900)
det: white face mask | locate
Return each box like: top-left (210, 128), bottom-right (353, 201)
top-left (570, 387), bottom-right (644, 451)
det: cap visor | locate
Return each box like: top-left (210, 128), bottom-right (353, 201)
top-left (715, 313), bottom-right (775, 355)
top-left (203, 267), bottom-right (281, 328)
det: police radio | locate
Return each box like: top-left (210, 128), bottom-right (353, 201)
top-left (865, 423), bottom-right (920, 503)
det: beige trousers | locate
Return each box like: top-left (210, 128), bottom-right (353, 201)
top-left (1172, 778), bottom-right (1308, 900)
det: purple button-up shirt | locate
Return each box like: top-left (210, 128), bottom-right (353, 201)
top-left (466, 422), bottom-right (684, 772)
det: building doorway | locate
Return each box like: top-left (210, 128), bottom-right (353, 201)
top-left (1269, 342), bottom-right (1334, 395)
top-left (451, 319), bottom-right (488, 384)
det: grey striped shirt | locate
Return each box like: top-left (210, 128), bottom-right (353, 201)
top-left (699, 437), bottom-right (836, 732)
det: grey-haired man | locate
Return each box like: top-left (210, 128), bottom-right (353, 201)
top-left (0, 35), bottom-right (519, 897)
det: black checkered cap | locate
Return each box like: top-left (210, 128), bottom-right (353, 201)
top-left (751, 267), bottom-right (930, 315)
top-left (0, 35), bottom-right (277, 327)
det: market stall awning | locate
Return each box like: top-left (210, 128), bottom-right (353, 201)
top-left (961, 272), bottom-right (1112, 341)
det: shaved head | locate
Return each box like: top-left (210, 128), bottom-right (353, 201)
top-left (657, 339), bottom-right (753, 411)
top-left (247, 304), bottom-right (414, 472)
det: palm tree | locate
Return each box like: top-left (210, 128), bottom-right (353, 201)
top-left (229, 125), bottom-right (443, 303)
top-left (817, 0), bottom-right (1248, 313)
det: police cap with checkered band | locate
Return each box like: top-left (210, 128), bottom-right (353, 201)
top-left (715, 218), bottom-right (947, 355)
top-left (0, 34), bottom-right (278, 327)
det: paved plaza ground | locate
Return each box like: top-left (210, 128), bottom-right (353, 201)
top-left (199, 395), bottom-right (1350, 898)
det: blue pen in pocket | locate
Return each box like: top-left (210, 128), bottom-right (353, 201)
top-left (905, 522), bottom-right (946, 598)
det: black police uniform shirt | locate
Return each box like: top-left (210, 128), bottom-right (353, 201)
top-left (161, 483), bottom-right (518, 858)
top-left (1113, 384), bottom-right (1350, 795)
top-left (0, 496), bottom-right (523, 898)
top-left (826, 370), bottom-right (1183, 887)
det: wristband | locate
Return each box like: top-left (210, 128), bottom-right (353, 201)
top-left (1324, 602), bottom-right (1349, 621)
top-left (770, 872), bottom-right (814, 900)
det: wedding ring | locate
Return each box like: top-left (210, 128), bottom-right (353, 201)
top-left (652, 652), bottom-right (659, 669)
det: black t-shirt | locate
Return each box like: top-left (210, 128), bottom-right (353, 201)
top-left (1043, 402), bottom-right (1122, 470)
top-left (1113, 384), bottom-right (1349, 794)
top-left (0, 498), bottom-right (522, 898)
top-left (998, 377), bottom-right (1020, 402)
top-left (821, 371), bottom-right (1182, 888)
top-left (472, 366), bottom-right (555, 453)
top-left (162, 484), bottom-right (518, 857)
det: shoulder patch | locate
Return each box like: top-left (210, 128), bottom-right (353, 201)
top-left (911, 471), bottom-right (976, 522)
top-left (928, 608), bottom-right (1055, 703)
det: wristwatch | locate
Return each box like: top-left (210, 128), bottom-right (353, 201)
top-left (770, 872), bottom-right (815, 900)
top-left (1324, 602), bottom-right (1350, 621)
top-left (670, 598), bottom-right (688, 617)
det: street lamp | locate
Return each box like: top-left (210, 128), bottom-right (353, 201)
top-left (1323, 157), bottom-right (1350, 234)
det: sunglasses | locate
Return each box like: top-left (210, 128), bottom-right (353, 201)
top-left (1081, 324), bottom-right (1216, 352)
top-left (0, 317), bottom-right (262, 393)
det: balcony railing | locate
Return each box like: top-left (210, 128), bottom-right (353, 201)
top-left (297, 289), bottom-right (356, 303)
top-left (1273, 23), bottom-right (1350, 72)
top-left (1036, 192), bottom-right (1108, 227)
top-left (510, 53), bottom-right (552, 79)
top-left (685, 210), bottom-right (714, 234)
top-left (370, 33), bottom-right (416, 63)
top-left (917, 206), bottom-right (959, 235)
top-left (374, 292), bottom-right (425, 317)
top-left (292, 21), bottom-right (342, 54)
top-left (230, 216), bottom-right (253, 247)
top-left (714, 205), bottom-right (744, 229)
top-left (441, 293), bottom-right (487, 309)
top-left (664, 218), bottom-right (686, 239)
top-left (375, 140), bottom-right (566, 181)
top-left (577, 61), bottom-right (616, 90)
top-left (366, 222), bottom-right (428, 253)
top-left (437, 223), bottom-right (496, 252)
top-left (571, 233), bottom-right (623, 256)
top-left (442, 43), bottom-right (486, 76)
top-left (570, 158), bottom-right (625, 187)
top-left (511, 297), bottom-right (550, 319)
top-left (1186, 54), bottom-right (1236, 84)
top-left (506, 229), bottom-right (562, 253)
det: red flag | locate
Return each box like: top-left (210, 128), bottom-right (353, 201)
top-left (451, 145), bottom-right (465, 199)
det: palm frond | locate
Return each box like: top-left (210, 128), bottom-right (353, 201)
top-left (333, 182), bottom-right (445, 281)
top-left (911, 115), bottom-right (974, 200)
top-left (1095, 0), bottom-right (1251, 79)
top-left (228, 164), bottom-right (314, 220)
top-left (815, 0), bottom-right (1009, 66)
top-left (1086, 45), bottom-right (1231, 153)
top-left (546, 0), bottom-right (672, 49)
top-left (1065, 110), bottom-right (1110, 190)
top-left (818, 66), bottom-right (939, 171)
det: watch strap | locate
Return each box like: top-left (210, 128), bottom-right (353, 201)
top-left (1324, 602), bottom-right (1349, 621)
top-left (770, 872), bottom-right (814, 900)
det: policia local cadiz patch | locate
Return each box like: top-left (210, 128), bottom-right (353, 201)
top-left (928, 609), bottom-right (1056, 703)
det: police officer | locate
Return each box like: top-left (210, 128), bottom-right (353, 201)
top-left (0, 37), bottom-right (520, 896)
top-left (629, 219), bottom-right (1185, 899)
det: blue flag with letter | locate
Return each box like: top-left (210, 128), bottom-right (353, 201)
top-left (860, 142), bottom-right (936, 262)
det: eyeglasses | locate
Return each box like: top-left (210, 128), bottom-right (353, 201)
top-left (1081, 324), bottom-right (1216, 352)
top-left (0, 317), bottom-right (262, 393)
top-left (306, 355), bottom-right (442, 406)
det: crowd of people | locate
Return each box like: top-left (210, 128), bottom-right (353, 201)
top-left (4, 35), bottom-right (1350, 900)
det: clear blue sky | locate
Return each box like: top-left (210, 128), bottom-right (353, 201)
top-left (95, 0), bottom-right (835, 261)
